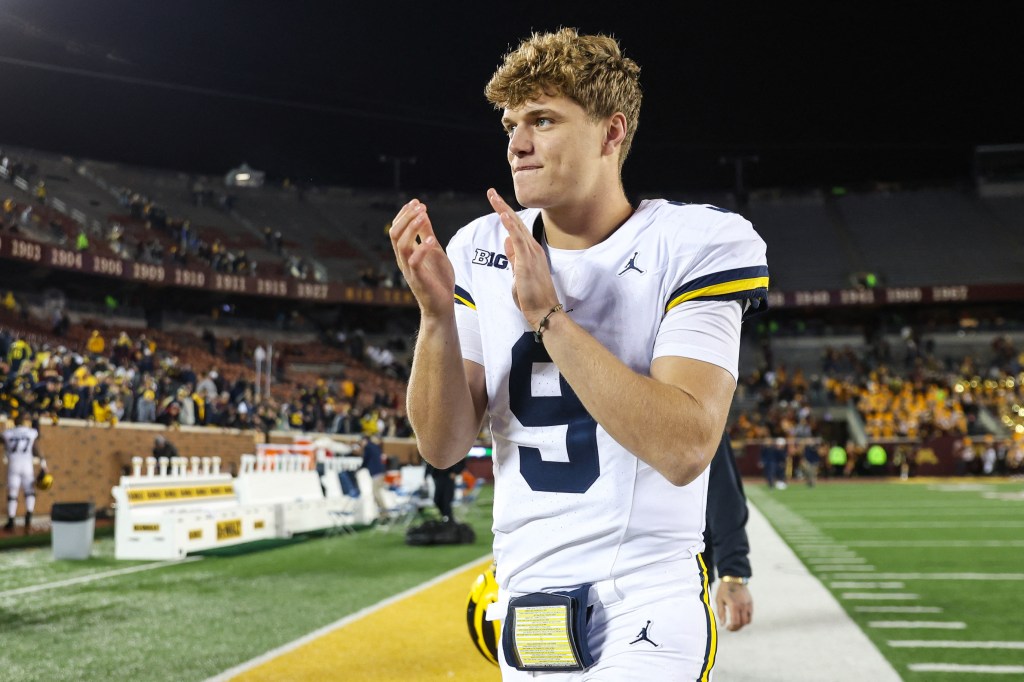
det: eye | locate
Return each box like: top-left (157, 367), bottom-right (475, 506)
top-left (535, 118), bottom-right (553, 128)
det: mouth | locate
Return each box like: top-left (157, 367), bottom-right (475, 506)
top-left (513, 166), bottom-right (541, 174)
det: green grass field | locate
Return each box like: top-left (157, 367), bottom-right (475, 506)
top-left (748, 479), bottom-right (1024, 681)
top-left (6, 479), bottom-right (1024, 681)
top-left (0, 488), bottom-right (496, 682)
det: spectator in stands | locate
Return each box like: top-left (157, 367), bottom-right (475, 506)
top-left (196, 371), bottom-right (218, 404)
top-left (156, 390), bottom-right (181, 426)
top-left (176, 387), bottom-right (196, 426)
top-left (85, 330), bottom-right (105, 357)
top-left (135, 377), bottom-right (157, 423)
top-left (6, 335), bottom-right (32, 374)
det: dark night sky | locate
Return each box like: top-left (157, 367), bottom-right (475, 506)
top-left (0, 1), bottom-right (1019, 196)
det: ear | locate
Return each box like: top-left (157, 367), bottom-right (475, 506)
top-left (602, 112), bottom-right (628, 156)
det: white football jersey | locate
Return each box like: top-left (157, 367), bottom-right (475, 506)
top-left (449, 199), bottom-right (768, 594)
top-left (3, 426), bottom-right (38, 463)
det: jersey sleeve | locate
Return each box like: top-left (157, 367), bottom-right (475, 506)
top-left (665, 211), bottom-right (769, 319)
top-left (654, 210), bottom-right (769, 381)
top-left (447, 224), bottom-right (484, 365)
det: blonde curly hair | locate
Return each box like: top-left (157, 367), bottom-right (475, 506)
top-left (485, 28), bottom-right (643, 167)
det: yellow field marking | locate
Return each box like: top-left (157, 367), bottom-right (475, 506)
top-left (230, 559), bottom-right (501, 682)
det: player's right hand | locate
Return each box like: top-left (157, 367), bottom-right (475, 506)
top-left (389, 199), bottom-right (455, 319)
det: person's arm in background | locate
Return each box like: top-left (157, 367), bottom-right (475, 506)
top-left (706, 435), bottom-right (753, 631)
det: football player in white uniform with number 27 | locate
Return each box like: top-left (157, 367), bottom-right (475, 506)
top-left (390, 28), bottom-right (768, 681)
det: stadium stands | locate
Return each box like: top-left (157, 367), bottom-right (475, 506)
top-left (6, 143), bottom-right (1024, 294)
top-left (3, 141), bottom-right (1023, 501)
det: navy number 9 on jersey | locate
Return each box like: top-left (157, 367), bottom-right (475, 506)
top-left (509, 333), bottom-right (600, 493)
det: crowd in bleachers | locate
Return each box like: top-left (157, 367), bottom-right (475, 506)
top-left (0, 313), bottom-right (412, 440)
top-left (111, 186), bottom-right (256, 276)
top-left (729, 331), bottom-right (1024, 476)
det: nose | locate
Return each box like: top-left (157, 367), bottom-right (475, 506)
top-left (507, 126), bottom-right (531, 158)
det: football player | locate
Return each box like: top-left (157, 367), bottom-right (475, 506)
top-left (391, 28), bottom-right (767, 679)
top-left (3, 412), bottom-right (47, 534)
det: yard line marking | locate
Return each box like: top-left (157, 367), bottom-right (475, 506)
top-left (925, 484), bottom-right (999, 492)
top-left (830, 582), bottom-right (905, 589)
top-left (832, 572), bottom-right (1024, 581)
top-left (890, 640), bottom-right (1024, 649)
top-left (869, 621), bottom-right (966, 629)
top-left (819, 521), bottom-right (1024, 529)
top-left (0, 557), bottom-right (201, 598)
top-left (846, 540), bottom-right (1024, 548)
top-left (908, 664), bottom-right (1024, 674)
top-left (842, 593), bottom-right (919, 600)
top-left (856, 607), bottom-right (943, 614)
top-left (809, 557), bottom-right (868, 563)
top-left (983, 491), bottom-right (1024, 501)
top-left (802, 509), bottom-right (1015, 517)
top-left (817, 566), bottom-right (876, 572)
top-left (798, 549), bottom-right (856, 555)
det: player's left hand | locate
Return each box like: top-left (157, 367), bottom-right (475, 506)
top-left (715, 582), bottom-right (753, 632)
top-left (487, 188), bottom-right (559, 327)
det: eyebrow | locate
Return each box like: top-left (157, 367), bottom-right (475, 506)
top-left (501, 108), bottom-right (557, 129)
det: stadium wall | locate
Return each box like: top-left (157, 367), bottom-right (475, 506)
top-left (30, 422), bottom-right (425, 517)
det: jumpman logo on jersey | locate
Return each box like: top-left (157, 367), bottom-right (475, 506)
top-left (629, 620), bottom-right (660, 647)
top-left (617, 251), bottom-right (645, 276)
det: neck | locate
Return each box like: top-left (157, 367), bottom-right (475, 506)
top-left (540, 185), bottom-right (634, 250)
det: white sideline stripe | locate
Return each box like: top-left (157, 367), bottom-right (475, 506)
top-left (830, 582), bottom-right (905, 589)
top-left (908, 664), bottom-right (1024, 674)
top-left (833, 572), bottom-right (1024, 581)
top-left (856, 606), bottom-right (943, 613)
top-left (205, 553), bottom-right (493, 682)
top-left (847, 540), bottom-right (1024, 548)
top-left (890, 640), bottom-right (1024, 649)
top-left (870, 621), bottom-right (966, 629)
top-left (0, 557), bottom-right (201, 598)
top-left (842, 593), bottom-right (919, 600)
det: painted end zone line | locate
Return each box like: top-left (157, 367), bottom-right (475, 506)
top-left (908, 664), bottom-right (1024, 674)
top-left (0, 557), bottom-right (202, 598)
top-left (891, 641), bottom-right (1024, 649)
top-left (206, 554), bottom-right (493, 682)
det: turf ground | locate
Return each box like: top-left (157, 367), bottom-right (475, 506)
top-left (4, 479), bottom-right (1024, 681)
top-left (747, 478), bottom-right (1024, 681)
top-left (0, 487), bottom-right (498, 682)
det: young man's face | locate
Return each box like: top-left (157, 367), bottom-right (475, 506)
top-left (502, 94), bottom-right (610, 211)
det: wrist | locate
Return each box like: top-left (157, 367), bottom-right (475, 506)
top-left (533, 303), bottom-right (572, 343)
top-left (719, 575), bottom-right (750, 585)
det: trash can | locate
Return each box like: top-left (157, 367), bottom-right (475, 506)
top-left (51, 502), bottom-right (96, 560)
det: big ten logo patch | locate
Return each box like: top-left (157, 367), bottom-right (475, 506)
top-left (472, 249), bottom-right (509, 270)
